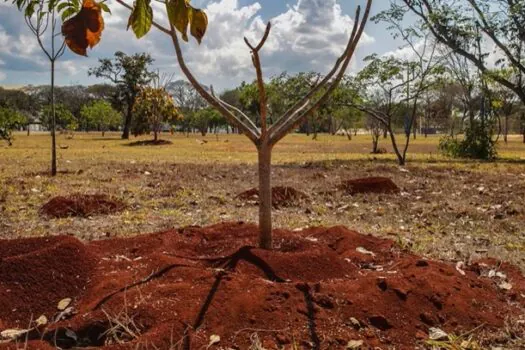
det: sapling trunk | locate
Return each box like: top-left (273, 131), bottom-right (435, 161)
top-left (257, 142), bottom-right (273, 249)
top-left (51, 60), bottom-right (57, 177)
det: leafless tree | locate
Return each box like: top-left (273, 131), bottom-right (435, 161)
top-left (116, 0), bottom-right (372, 249)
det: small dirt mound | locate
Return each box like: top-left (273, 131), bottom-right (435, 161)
top-left (127, 139), bottom-right (173, 147)
top-left (40, 194), bottom-right (125, 218)
top-left (237, 186), bottom-right (309, 207)
top-left (0, 236), bottom-right (96, 327)
top-left (0, 223), bottom-right (523, 349)
top-left (341, 177), bottom-right (400, 195)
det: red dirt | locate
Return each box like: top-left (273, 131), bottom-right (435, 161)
top-left (0, 222), bottom-right (523, 349)
top-left (341, 177), bottom-right (400, 195)
top-left (40, 194), bottom-right (125, 218)
top-left (237, 186), bottom-right (309, 207)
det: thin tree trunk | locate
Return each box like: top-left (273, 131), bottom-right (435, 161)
top-left (257, 142), bottom-right (272, 250)
top-left (154, 130), bottom-right (158, 141)
top-left (388, 127), bottom-right (405, 166)
top-left (122, 98), bottom-right (133, 139)
top-left (372, 135), bottom-right (379, 153)
top-left (51, 59), bottom-right (57, 177)
top-left (522, 112), bottom-right (525, 143)
top-left (504, 114), bottom-right (508, 144)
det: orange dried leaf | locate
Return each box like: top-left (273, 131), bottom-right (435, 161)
top-left (62, 0), bottom-right (105, 56)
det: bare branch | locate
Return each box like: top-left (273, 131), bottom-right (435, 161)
top-left (270, 0), bottom-right (373, 145)
top-left (244, 22), bottom-right (271, 136)
top-left (264, 99), bottom-right (310, 142)
top-left (268, 2), bottom-right (365, 141)
top-left (210, 86), bottom-right (260, 134)
top-left (114, 0), bottom-right (260, 142)
top-left (167, 24), bottom-right (259, 143)
top-left (244, 22), bottom-right (271, 52)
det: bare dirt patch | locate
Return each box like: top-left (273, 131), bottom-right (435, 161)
top-left (0, 222), bottom-right (523, 349)
top-left (40, 194), bottom-right (125, 218)
top-left (237, 186), bottom-right (309, 207)
top-left (340, 177), bottom-right (400, 195)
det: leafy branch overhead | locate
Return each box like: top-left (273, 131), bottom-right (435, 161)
top-left (62, 0), bottom-right (105, 56)
top-left (59, 0), bottom-right (207, 55)
top-left (11, 0), bottom-right (208, 56)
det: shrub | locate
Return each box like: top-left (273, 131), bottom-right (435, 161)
top-left (439, 121), bottom-right (497, 160)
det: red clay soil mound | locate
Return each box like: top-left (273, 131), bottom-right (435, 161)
top-left (0, 223), bottom-right (524, 349)
top-left (40, 194), bottom-right (125, 218)
top-left (341, 177), bottom-right (400, 195)
top-left (0, 236), bottom-right (96, 327)
top-left (237, 186), bottom-right (309, 207)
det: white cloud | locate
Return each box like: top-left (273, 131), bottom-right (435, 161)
top-left (156, 0), bottom-right (375, 89)
top-left (0, 72), bottom-right (6, 81)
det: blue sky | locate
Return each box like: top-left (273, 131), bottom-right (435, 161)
top-left (0, 0), bottom-right (406, 90)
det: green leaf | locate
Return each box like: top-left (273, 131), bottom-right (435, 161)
top-left (99, 2), bottom-right (110, 14)
top-left (47, 0), bottom-right (58, 12)
top-left (127, 0), bottom-right (153, 39)
top-left (190, 7), bottom-right (207, 44)
top-left (61, 7), bottom-right (77, 21)
top-left (56, 2), bottom-right (70, 13)
top-left (16, 0), bottom-right (26, 11)
top-left (24, 0), bottom-right (37, 17)
top-left (167, 0), bottom-right (190, 42)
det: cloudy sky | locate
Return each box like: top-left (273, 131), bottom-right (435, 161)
top-left (0, 0), bottom-right (408, 90)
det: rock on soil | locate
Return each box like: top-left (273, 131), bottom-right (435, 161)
top-left (39, 194), bottom-right (125, 218)
top-left (237, 186), bottom-right (309, 207)
top-left (341, 177), bottom-right (400, 195)
top-left (0, 222), bottom-right (523, 349)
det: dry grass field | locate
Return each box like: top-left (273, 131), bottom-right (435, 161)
top-left (1, 131), bottom-right (525, 349)
top-left (1, 131), bottom-right (524, 270)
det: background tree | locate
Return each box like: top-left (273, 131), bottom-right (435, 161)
top-left (0, 107), bottom-right (26, 146)
top-left (350, 4), bottom-right (446, 165)
top-left (167, 79), bottom-right (207, 134)
top-left (88, 52), bottom-right (157, 140)
top-left (41, 104), bottom-right (77, 132)
top-left (13, 0), bottom-right (67, 175)
top-left (0, 87), bottom-right (39, 134)
top-left (190, 107), bottom-right (224, 136)
top-left (400, 0), bottom-right (525, 105)
top-left (80, 100), bottom-right (122, 136)
top-left (132, 86), bottom-right (181, 142)
top-left (353, 46), bottom-right (444, 165)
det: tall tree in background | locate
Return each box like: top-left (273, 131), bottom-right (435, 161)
top-left (88, 52), bottom-right (156, 139)
top-left (352, 43), bottom-right (444, 165)
top-left (400, 0), bottom-right (525, 105)
top-left (80, 100), bottom-right (122, 136)
top-left (0, 107), bottom-right (26, 146)
top-left (133, 86), bottom-right (180, 141)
